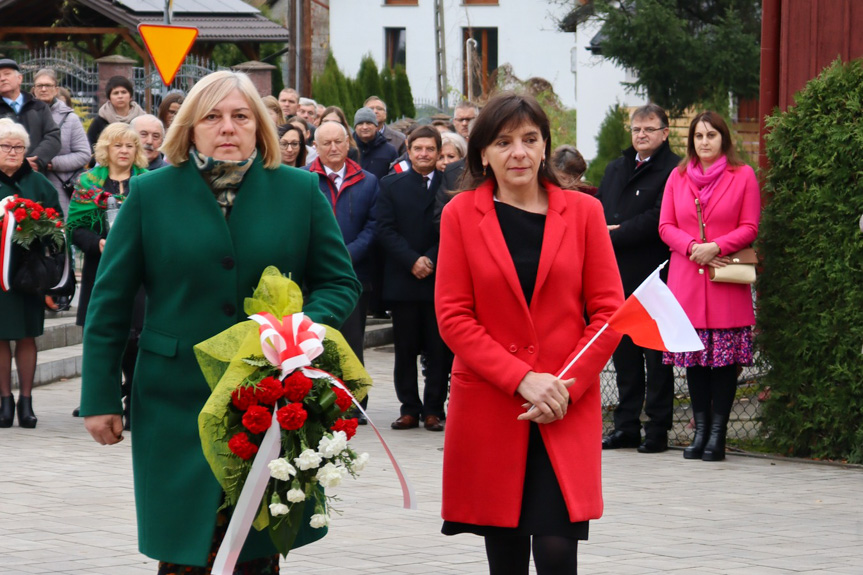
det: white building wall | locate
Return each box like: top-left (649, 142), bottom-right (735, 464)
top-left (330, 1), bottom-right (645, 162)
top-left (574, 19), bottom-right (647, 162)
top-left (329, 0), bottom-right (577, 109)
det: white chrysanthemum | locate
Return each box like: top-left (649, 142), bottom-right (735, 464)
top-left (286, 488), bottom-right (306, 503)
top-left (268, 458), bottom-right (297, 481)
top-left (317, 431), bottom-right (348, 458)
top-left (315, 462), bottom-right (348, 488)
top-left (294, 449), bottom-right (323, 471)
top-left (352, 452), bottom-right (370, 472)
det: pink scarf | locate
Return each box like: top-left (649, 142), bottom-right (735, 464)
top-left (686, 155), bottom-right (727, 206)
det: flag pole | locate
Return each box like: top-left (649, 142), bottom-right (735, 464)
top-left (556, 322), bottom-right (609, 379)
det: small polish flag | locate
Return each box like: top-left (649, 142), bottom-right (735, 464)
top-left (392, 160), bottom-right (410, 174)
top-left (607, 262), bottom-right (704, 352)
top-left (0, 196), bottom-right (16, 292)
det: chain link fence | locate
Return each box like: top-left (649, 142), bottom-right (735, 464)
top-left (599, 360), bottom-right (765, 447)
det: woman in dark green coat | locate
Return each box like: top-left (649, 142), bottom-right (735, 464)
top-left (80, 71), bottom-right (361, 571)
top-left (0, 118), bottom-right (62, 429)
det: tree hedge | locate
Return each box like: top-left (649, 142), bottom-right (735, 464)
top-left (584, 104), bottom-right (630, 187)
top-left (758, 58), bottom-right (863, 463)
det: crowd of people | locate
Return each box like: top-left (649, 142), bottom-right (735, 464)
top-left (0, 57), bottom-right (759, 574)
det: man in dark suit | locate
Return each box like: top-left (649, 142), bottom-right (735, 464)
top-left (376, 125), bottom-right (452, 432)
top-left (598, 103), bottom-right (681, 453)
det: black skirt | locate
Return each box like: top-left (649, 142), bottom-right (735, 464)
top-left (442, 423), bottom-right (589, 539)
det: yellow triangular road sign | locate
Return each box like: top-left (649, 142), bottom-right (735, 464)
top-left (138, 24), bottom-right (199, 85)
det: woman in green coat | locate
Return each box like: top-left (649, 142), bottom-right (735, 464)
top-left (0, 118), bottom-right (62, 429)
top-left (80, 71), bottom-right (361, 571)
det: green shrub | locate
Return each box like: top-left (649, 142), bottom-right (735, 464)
top-left (380, 67), bottom-right (399, 119)
top-left (758, 58), bottom-right (863, 463)
top-left (357, 54), bottom-right (383, 106)
top-left (535, 89), bottom-right (577, 157)
top-left (585, 104), bottom-right (630, 187)
top-left (393, 65), bottom-right (415, 119)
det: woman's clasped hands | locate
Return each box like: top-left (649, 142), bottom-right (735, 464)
top-left (690, 241), bottom-right (730, 268)
top-left (516, 371), bottom-right (573, 424)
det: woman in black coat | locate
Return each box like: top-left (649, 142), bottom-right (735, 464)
top-left (0, 118), bottom-right (62, 428)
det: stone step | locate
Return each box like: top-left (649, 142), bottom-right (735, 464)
top-left (37, 315), bottom-right (82, 352)
top-left (11, 343), bottom-right (83, 391)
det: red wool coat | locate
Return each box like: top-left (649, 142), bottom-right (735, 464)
top-left (435, 180), bottom-right (624, 527)
top-left (658, 164), bottom-right (761, 329)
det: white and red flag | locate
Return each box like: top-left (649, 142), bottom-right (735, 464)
top-left (607, 262), bottom-right (704, 353)
top-left (556, 262), bottom-right (702, 380)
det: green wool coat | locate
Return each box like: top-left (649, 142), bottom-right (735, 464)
top-left (0, 167), bottom-right (62, 340)
top-left (79, 156), bottom-right (361, 566)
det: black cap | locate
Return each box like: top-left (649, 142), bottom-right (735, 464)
top-left (0, 58), bottom-right (20, 72)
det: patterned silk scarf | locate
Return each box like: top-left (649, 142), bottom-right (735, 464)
top-left (190, 147), bottom-right (257, 217)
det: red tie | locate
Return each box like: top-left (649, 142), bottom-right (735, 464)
top-left (636, 160), bottom-right (645, 169)
top-left (328, 172), bottom-right (339, 190)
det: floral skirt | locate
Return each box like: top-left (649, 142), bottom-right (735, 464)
top-left (157, 511), bottom-right (279, 575)
top-left (663, 327), bottom-right (753, 368)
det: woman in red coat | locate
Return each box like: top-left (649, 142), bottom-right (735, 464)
top-left (659, 111), bottom-right (760, 462)
top-left (435, 92), bottom-right (623, 574)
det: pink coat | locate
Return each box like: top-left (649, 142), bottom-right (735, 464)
top-left (435, 180), bottom-right (623, 527)
top-left (658, 164), bottom-right (760, 329)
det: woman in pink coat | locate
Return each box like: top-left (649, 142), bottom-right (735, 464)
top-left (659, 111), bottom-right (760, 462)
top-left (435, 92), bottom-right (623, 574)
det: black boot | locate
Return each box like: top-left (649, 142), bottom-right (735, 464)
top-left (0, 395), bottom-right (14, 428)
top-left (702, 412), bottom-right (728, 461)
top-left (17, 395), bottom-right (37, 428)
top-left (683, 412), bottom-right (710, 459)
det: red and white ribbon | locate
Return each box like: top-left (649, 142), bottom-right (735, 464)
top-left (0, 196), bottom-right (16, 292)
top-left (211, 317), bottom-right (417, 574)
top-left (249, 312), bottom-right (326, 378)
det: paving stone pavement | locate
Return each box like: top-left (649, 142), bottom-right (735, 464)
top-left (1, 346), bottom-right (861, 575)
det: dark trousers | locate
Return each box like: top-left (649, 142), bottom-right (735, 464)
top-left (611, 335), bottom-right (674, 437)
top-left (390, 300), bottom-right (452, 418)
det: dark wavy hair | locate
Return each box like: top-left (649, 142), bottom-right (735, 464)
top-left (462, 91), bottom-right (561, 191)
top-left (680, 110), bottom-right (745, 171)
top-left (277, 123), bottom-right (307, 167)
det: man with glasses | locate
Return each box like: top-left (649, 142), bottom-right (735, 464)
top-left (452, 101), bottom-right (478, 141)
top-left (363, 96), bottom-right (406, 156)
top-left (597, 103), bottom-right (680, 454)
top-left (0, 59), bottom-right (60, 173)
top-left (305, 121), bottom-right (379, 423)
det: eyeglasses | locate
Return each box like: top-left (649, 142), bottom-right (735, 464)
top-left (34, 83), bottom-right (56, 89)
top-left (279, 141), bottom-right (301, 149)
top-left (628, 126), bottom-right (665, 135)
top-left (0, 143), bottom-right (26, 154)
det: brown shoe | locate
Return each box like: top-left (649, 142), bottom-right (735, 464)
top-left (424, 415), bottom-right (444, 432)
top-left (391, 415), bottom-right (419, 430)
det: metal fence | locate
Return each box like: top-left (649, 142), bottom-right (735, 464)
top-left (599, 360), bottom-right (765, 448)
top-left (132, 55), bottom-right (225, 113)
top-left (15, 47), bottom-right (100, 115)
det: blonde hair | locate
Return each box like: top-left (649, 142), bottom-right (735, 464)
top-left (161, 71), bottom-right (280, 169)
top-left (93, 123), bottom-right (148, 169)
top-left (0, 118), bottom-right (30, 148)
top-left (262, 95), bottom-right (285, 126)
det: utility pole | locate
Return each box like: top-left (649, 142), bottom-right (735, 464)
top-left (433, 0), bottom-right (448, 110)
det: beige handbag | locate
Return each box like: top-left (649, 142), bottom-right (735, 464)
top-left (695, 198), bottom-right (757, 285)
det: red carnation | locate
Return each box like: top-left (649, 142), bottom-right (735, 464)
top-left (231, 386), bottom-right (258, 411)
top-left (55, 221), bottom-right (63, 227)
top-left (253, 376), bottom-right (283, 405)
top-left (330, 418), bottom-right (359, 440)
top-left (276, 403), bottom-right (308, 430)
top-left (13, 208), bottom-right (26, 222)
top-left (283, 371), bottom-right (313, 402)
top-left (30, 210), bottom-right (41, 220)
top-left (332, 385), bottom-right (353, 412)
top-left (45, 208), bottom-right (57, 219)
top-left (228, 432), bottom-right (259, 460)
top-left (242, 405), bottom-right (272, 434)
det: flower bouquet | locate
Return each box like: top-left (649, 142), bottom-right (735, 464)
top-left (0, 194), bottom-right (68, 293)
top-left (195, 266), bottom-right (372, 564)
